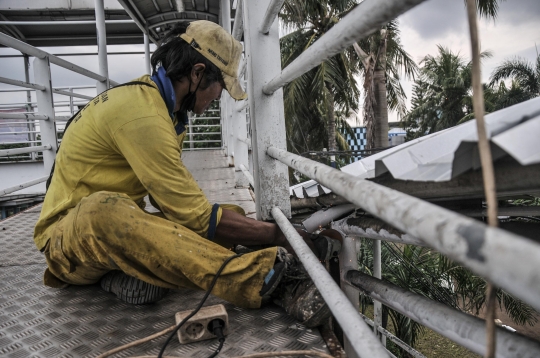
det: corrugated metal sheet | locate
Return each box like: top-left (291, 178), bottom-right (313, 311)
top-left (290, 96), bottom-right (540, 196)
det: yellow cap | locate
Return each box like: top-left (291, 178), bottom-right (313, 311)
top-left (179, 20), bottom-right (247, 100)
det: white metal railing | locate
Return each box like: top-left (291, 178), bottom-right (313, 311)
top-left (0, 3), bottom-right (118, 194)
top-left (1, 1), bottom-right (538, 357)
top-left (235, 0), bottom-right (540, 357)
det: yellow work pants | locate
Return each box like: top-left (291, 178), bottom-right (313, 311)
top-left (42, 191), bottom-right (277, 308)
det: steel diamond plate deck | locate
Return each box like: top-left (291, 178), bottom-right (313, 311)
top-left (0, 150), bottom-right (330, 357)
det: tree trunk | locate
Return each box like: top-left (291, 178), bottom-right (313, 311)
top-left (373, 30), bottom-right (389, 148)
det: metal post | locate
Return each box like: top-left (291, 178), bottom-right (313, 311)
top-left (144, 33), bottom-right (151, 75)
top-left (232, 0), bottom-right (244, 41)
top-left (94, 0), bottom-right (109, 93)
top-left (243, 0), bottom-right (291, 220)
top-left (234, 101), bottom-right (250, 187)
top-left (220, 0), bottom-right (234, 166)
top-left (189, 113), bottom-right (194, 150)
top-left (69, 88), bottom-right (74, 114)
top-left (33, 56), bottom-right (57, 174)
top-left (373, 239), bottom-right (385, 346)
top-left (339, 235), bottom-right (361, 358)
top-left (23, 54), bottom-right (37, 160)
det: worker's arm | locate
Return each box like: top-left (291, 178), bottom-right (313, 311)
top-left (215, 208), bottom-right (316, 256)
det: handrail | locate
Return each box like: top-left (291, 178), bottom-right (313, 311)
top-left (239, 164), bottom-right (254, 187)
top-left (0, 113), bottom-right (49, 120)
top-left (260, 0), bottom-right (286, 34)
top-left (0, 176), bottom-right (49, 197)
top-left (0, 145), bottom-right (51, 158)
top-left (347, 271), bottom-right (540, 357)
top-left (232, 0), bottom-right (244, 40)
top-left (271, 207), bottom-right (391, 358)
top-left (0, 76), bottom-right (46, 91)
top-left (266, 146), bottom-right (540, 312)
top-left (52, 88), bottom-right (94, 100)
top-left (0, 32), bottom-right (111, 83)
top-left (263, 0), bottom-right (427, 94)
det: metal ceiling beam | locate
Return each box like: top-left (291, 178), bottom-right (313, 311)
top-left (148, 18), bottom-right (191, 29)
top-left (146, 10), bottom-right (218, 21)
top-left (0, 13), bottom-right (25, 41)
top-left (116, 0), bottom-right (159, 44)
top-left (0, 20), bottom-right (134, 25)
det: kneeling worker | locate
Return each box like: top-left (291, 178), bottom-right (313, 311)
top-left (34, 20), bottom-right (338, 328)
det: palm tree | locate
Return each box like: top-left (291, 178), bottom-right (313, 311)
top-left (402, 46), bottom-right (493, 139)
top-left (280, 0), bottom-right (362, 162)
top-left (489, 53), bottom-right (540, 103)
top-left (352, 20), bottom-right (418, 149)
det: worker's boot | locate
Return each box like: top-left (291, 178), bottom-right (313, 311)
top-left (259, 240), bottom-right (338, 328)
top-left (100, 271), bottom-right (170, 305)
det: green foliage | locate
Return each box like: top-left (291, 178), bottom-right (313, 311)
top-left (489, 53), bottom-right (540, 102)
top-left (474, 0), bottom-right (506, 18)
top-left (280, 0), bottom-right (362, 155)
top-left (403, 49), bottom-right (540, 138)
top-left (401, 46), bottom-right (481, 139)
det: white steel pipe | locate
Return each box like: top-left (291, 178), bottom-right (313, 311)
top-left (301, 204), bottom-right (356, 233)
top-left (347, 271), bottom-right (540, 358)
top-left (239, 164), bottom-right (254, 187)
top-left (144, 33), bottom-right (151, 75)
top-left (0, 113), bottom-right (49, 120)
top-left (339, 235), bottom-right (361, 358)
top-left (0, 76), bottom-right (45, 91)
top-left (232, 0), bottom-right (244, 40)
top-left (95, 0), bottom-right (110, 93)
top-left (373, 239), bottom-right (383, 343)
top-left (272, 207), bottom-right (390, 358)
top-left (260, 0), bottom-right (285, 34)
top-left (236, 101), bottom-right (249, 112)
top-left (0, 176), bottom-right (49, 197)
top-left (52, 88), bottom-right (94, 100)
top-left (263, 0), bottom-right (427, 94)
top-left (0, 32), bottom-right (109, 83)
top-left (332, 216), bottom-right (426, 246)
top-left (0, 145), bottom-right (51, 157)
top-left (267, 147), bottom-right (540, 312)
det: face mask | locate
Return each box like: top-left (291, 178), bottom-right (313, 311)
top-left (179, 70), bottom-right (205, 114)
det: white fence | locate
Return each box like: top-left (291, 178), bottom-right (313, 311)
top-left (1, 1), bottom-right (540, 358)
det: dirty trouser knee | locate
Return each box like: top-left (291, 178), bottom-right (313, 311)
top-left (43, 191), bottom-right (277, 308)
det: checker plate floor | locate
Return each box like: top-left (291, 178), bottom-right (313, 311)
top-left (0, 150), bottom-right (330, 357)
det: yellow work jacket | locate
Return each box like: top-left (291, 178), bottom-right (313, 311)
top-left (33, 75), bottom-right (222, 250)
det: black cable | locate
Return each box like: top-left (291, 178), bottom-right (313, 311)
top-left (157, 253), bottom-right (244, 358)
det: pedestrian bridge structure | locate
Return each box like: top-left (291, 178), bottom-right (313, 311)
top-left (1, 0), bottom-right (540, 358)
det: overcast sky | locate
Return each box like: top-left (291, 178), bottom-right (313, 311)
top-left (0, 0), bottom-right (539, 127)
